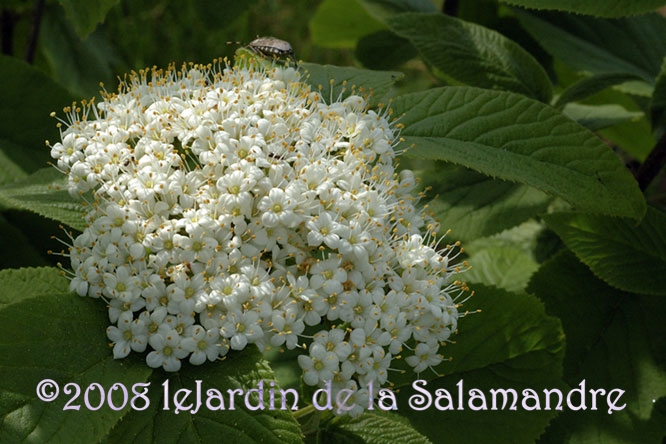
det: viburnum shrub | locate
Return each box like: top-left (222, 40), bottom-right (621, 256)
top-left (49, 55), bottom-right (469, 415)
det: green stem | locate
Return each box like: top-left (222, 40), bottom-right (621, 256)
top-left (24, 0), bottom-right (44, 64)
top-left (636, 129), bottom-right (666, 191)
top-left (293, 403), bottom-right (316, 420)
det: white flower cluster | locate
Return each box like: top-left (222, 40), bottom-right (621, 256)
top-left (50, 58), bottom-right (467, 413)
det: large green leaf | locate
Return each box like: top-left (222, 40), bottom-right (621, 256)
top-left (325, 411), bottom-right (431, 444)
top-left (424, 163), bottom-right (552, 241)
top-left (387, 12), bottom-right (553, 102)
top-left (0, 267), bottom-right (303, 444)
top-left (501, 0), bottom-right (666, 18)
top-left (57, 0), bottom-right (120, 39)
top-left (544, 207), bottom-right (666, 296)
top-left (358, 0), bottom-right (438, 21)
top-left (0, 267), bottom-right (68, 307)
top-left (515, 11), bottom-right (666, 88)
top-left (300, 63), bottom-right (404, 106)
top-left (393, 86), bottom-right (646, 219)
top-left (528, 251), bottom-right (666, 443)
top-left (0, 271), bottom-right (152, 444)
top-left (0, 168), bottom-right (86, 232)
top-left (391, 285), bottom-right (566, 444)
top-left (102, 355), bottom-right (303, 444)
top-left (309, 0), bottom-right (385, 48)
top-left (0, 55), bottom-right (74, 175)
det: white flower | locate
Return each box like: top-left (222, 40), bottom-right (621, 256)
top-left (146, 328), bottom-right (189, 372)
top-left (106, 311), bottom-right (135, 359)
top-left (53, 57), bottom-right (469, 417)
top-left (220, 309), bottom-right (263, 350)
top-left (310, 258), bottom-right (347, 296)
top-left (313, 328), bottom-right (351, 361)
top-left (298, 342), bottom-right (340, 386)
top-left (182, 325), bottom-right (226, 365)
top-left (258, 188), bottom-right (298, 228)
top-left (103, 266), bottom-right (141, 302)
top-left (269, 308), bottom-right (305, 349)
top-left (405, 342), bottom-right (443, 374)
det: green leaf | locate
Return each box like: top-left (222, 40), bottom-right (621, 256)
top-left (0, 168), bottom-right (86, 231)
top-left (544, 207), bottom-right (666, 296)
top-left (309, 0), bottom-right (385, 48)
top-left (613, 79), bottom-right (654, 97)
top-left (0, 267), bottom-right (68, 307)
top-left (0, 268), bottom-right (303, 444)
top-left (0, 145), bottom-right (28, 186)
top-left (326, 411), bottom-right (432, 444)
top-left (355, 30), bottom-right (418, 70)
top-left (464, 246), bottom-right (539, 293)
top-left (41, 5), bottom-right (119, 98)
top-left (424, 163), bottom-right (552, 241)
top-left (300, 63), bottom-right (404, 107)
top-left (103, 353), bottom-right (303, 444)
top-left (464, 219), bottom-right (545, 259)
top-left (500, 0), bottom-right (666, 18)
top-left (392, 285), bottom-right (566, 444)
top-left (553, 72), bottom-right (644, 109)
top-left (358, 0), bottom-right (438, 21)
top-left (393, 86), bottom-right (646, 219)
top-left (597, 117), bottom-right (654, 162)
top-left (561, 103), bottom-right (643, 131)
top-left (461, 220), bottom-right (548, 293)
top-left (528, 251), bottom-right (666, 443)
top-left (387, 12), bottom-right (553, 102)
top-left (445, 286), bottom-right (564, 376)
top-left (0, 286), bottom-right (153, 444)
top-left (0, 55), bottom-right (74, 174)
top-left (515, 11), bottom-right (666, 84)
top-left (56, 0), bottom-right (120, 39)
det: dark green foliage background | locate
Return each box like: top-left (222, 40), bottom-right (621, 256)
top-left (1, 1), bottom-right (665, 443)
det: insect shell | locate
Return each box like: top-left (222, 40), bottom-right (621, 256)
top-left (246, 36), bottom-right (296, 62)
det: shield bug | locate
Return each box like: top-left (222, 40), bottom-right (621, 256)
top-left (246, 36), bottom-right (296, 62)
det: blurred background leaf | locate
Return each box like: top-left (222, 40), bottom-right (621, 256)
top-left (500, 0), bottom-right (666, 18)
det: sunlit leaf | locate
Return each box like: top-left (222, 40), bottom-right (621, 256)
top-left (393, 87), bottom-right (646, 219)
top-left (501, 0), bottom-right (666, 18)
top-left (387, 12), bottom-right (553, 102)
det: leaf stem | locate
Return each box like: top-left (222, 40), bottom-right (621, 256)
top-left (24, 0), bottom-right (44, 64)
top-left (292, 403), bottom-right (316, 419)
top-left (442, 0), bottom-right (459, 16)
top-left (636, 129), bottom-right (666, 191)
top-left (1, 8), bottom-right (15, 56)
